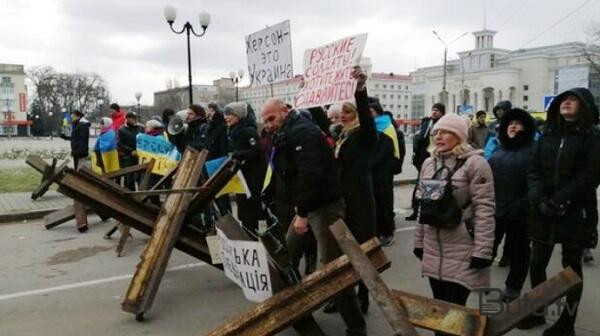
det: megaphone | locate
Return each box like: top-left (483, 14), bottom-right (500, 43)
top-left (167, 110), bottom-right (188, 136)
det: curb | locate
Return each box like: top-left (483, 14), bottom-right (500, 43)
top-left (0, 208), bottom-right (61, 224)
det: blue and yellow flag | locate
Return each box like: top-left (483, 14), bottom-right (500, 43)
top-left (136, 133), bottom-right (181, 176)
top-left (205, 156), bottom-right (251, 198)
top-left (92, 129), bottom-right (120, 174)
top-left (375, 115), bottom-right (400, 159)
top-left (262, 150), bottom-right (274, 192)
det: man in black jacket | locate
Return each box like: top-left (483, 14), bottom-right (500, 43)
top-left (203, 102), bottom-right (232, 215)
top-left (406, 103), bottom-right (445, 220)
top-left (60, 110), bottom-right (90, 169)
top-left (118, 111), bottom-right (144, 190)
top-left (261, 81), bottom-right (367, 335)
top-left (520, 87), bottom-right (600, 335)
top-left (172, 104), bottom-right (207, 153)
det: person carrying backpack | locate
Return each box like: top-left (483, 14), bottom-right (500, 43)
top-left (413, 113), bottom-right (495, 333)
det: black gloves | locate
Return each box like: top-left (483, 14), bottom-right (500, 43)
top-left (413, 248), bottom-right (423, 260)
top-left (469, 257), bottom-right (492, 269)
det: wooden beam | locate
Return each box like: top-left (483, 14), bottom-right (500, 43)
top-left (391, 289), bottom-right (486, 336)
top-left (100, 162), bottom-right (151, 180)
top-left (330, 220), bottom-right (418, 336)
top-left (122, 149), bottom-right (208, 319)
top-left (484, 267), bottom-right (582, 336)
top-left (205, 238), bottom-right (390, 336)
top-left (31, 159), bottom-right (70, 200)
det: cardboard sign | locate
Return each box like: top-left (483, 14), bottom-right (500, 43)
top-left (136, 133), bottom-right (181, 176)
top-left (294, 33), bottom-right (368, 108)
top-left (217, 228), bottom-right (273, 302)
top-left (246, 20), bottom-right (293, 87)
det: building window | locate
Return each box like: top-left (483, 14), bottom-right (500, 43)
top-left (383, 84), bottom-right (387, 89)
top-left (375, 84), bottom-right (379, 89)
top-left (523, 105), bottom-right (529, 110)
top-left (390, 94), bottom-right (394, 99)
top-left (405, 86), bottom-right (409, 90)
top-left (523, 95), bottom-right (529, 102)
top-left (405, 95), bottom-right (408, 100)
top-left (375, 94), bottom-right (380, 98)
top-left (390, 85), bottom-right (394, 89)
top-left (397, 104), bottom-right (402, 109)
top-left (383, 104), bottom-right (387, 108)
top-left (383, 94), bottom-right (387, 99)
top-left (404, 105), bottom-right (408, 109)
top-left (523, 85), bottom-right (529, 91)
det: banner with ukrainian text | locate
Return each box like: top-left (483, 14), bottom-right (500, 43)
top-left (294, 33), bottom-right (368, 108)
top-left (136, 133), bottom-right (181, 176)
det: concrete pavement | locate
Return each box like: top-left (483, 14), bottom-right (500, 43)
top-left (0, 184), bottom-right (599, 335)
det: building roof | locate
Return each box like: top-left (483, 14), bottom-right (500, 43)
top-left (371, 72), bottom-right (412, 81)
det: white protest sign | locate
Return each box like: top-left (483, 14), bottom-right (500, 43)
top-left (246, 20), bottom-right (293, 87)
top-left (217, 228), bottom-right (273, 302)
top-left (294, 33), bottom-right (368, 108)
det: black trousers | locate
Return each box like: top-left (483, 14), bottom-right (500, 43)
top-left (429, 278), bottom-right (471, 336)
top-left (375, 187), bottom-right (395, 237)
top-left (495, 216), bottom-right (531, 290)
top-left (530, 241), bottom-right (583, 329)
top-left (492, 216), bottom-right (510, 261)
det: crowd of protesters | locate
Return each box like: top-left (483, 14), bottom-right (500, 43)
top-left (58, 67), bottom-right (599, 336)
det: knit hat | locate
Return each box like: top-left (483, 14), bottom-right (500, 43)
top-left (145, 119), bottom-right (163, 130)
top-left (223, 102), bottom-right (247, 120)
top-left (432, 113), bottom-right (469, 143)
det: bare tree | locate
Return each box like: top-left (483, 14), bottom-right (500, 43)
top-left (27, 66), bottom-right (111, 133)
top-left (582, 23), bottom-right (600, 73)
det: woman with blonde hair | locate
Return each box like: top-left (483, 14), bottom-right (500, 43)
top-left (413, 113), bottom-right (495, 333)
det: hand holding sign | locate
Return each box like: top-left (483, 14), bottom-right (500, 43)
top-left (293, 216), bottom-right (309, 235)
top-left (351, 66), bottom-right (367, 92)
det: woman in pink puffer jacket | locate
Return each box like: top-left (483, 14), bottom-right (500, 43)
top-left (413, 113), bottom-right (496, 314)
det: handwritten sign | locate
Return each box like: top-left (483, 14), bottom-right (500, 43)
top-left (294, 33), bottom-right (368, 108)
top-left (246, 20), bottom-right (293, 87)
top-left (217, 228), bottom-right (272, 302)
top-left (136, 133), bottom-right (181, 176)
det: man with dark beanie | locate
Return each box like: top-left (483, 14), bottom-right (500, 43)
top-left (406, 103), bottom-right (445, 221)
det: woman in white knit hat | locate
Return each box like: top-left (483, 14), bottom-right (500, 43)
top-left (413, 113), bottom-right (496, 326)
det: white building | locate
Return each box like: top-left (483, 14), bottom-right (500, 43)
top-left (410, 29), bottom-right (600, 119)
top-left (0, 63), bottom-right (29, 136)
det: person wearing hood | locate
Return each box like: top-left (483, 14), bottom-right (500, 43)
top-left (224, 102), bottom-right (267, 235)
top-left (108, 103), bottom-right (126, 131)
top-left (327, 104), bottom-right (343, 141)
top-left (59, 110), bottom-right (90, 169)
top-left (413, 114), bottom-right (495, 329)
top-left (483, 100), bottom-right (512, 159)
top-left (519, 88), bottom-right (600, 335)
top-left (406, 103), bottom-right (446, 221)
top-left (93, 117), bottom-right (120, 174)
top-left (118, 111), bottom-right (144, 190)
top-left (488, 108), bottom-right (536, 302)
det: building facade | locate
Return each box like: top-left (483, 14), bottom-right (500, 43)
top-left (410, 29), bottom-right (600, 119)
top-left (153, 78), bottom-right (235, 113)
top-left (0, 64), bottom-right (29, 136)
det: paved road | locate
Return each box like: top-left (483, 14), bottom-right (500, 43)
top-left (1, 185), bottom-right (599, 335)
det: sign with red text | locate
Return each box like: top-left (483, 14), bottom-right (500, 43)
top-left (19, 93), bottom-right (26, 112)
top-left (246, 20), bottom-right (293, 87)
top-left (294, 33), bottom-right (368, 108)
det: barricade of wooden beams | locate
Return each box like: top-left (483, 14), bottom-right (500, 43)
top-left (206, 220), bottom-right (582, 336)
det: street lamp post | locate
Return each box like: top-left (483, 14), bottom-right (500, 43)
top-left (164, 5), bottom-right (211, 106)
top-left (432, 30), bottom-right (469, 106)
top-left (134, 92), bottom-right (142, 116)
top-left (229, 69), bottom-right (244, 101)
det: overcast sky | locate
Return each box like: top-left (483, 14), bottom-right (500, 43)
top-left (1, 0), bottom-right (599, 106)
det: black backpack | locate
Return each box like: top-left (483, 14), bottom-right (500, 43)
top-left (416, 160), bottom-right (466, 228)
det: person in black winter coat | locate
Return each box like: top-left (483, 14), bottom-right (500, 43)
top-left (488, 108), bottom-right (536, 302)
top-left (406, 103), bottom-right (445, 220)
top-left (118, 111), bottom-right (144, 190)
top-left (224, 102), bottom-right (267, 235)
top-left (334, 75), bottom-right (378, 314)
top-left (60, 110), bottom-right (90, 169)
top-left (519, 88), bottom-right (600, 335)
top-left (203, 102), bottom-right (232, 215)
top-left (172, 104), bottom-right (207, 153)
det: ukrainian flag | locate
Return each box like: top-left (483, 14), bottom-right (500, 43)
top-left (205, 156), bottom-right (251, 198)
top-left (92, 129), bottom-right (120, 174)
top-left (262, 150), bottom-right (274, 192)
top-left (375, 115), bottom-right (400, 159)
